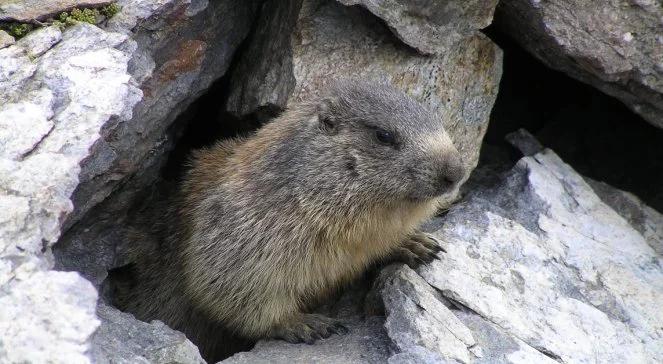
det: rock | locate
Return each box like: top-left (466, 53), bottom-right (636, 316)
top-left (90, 303), bottom-right (205, 364)
top-left (15, 26), bottom-right (63, 58)
top-left (0, 0), bottom-right (113, 22)
top-left (495, 0), bottom-right (663, 129)
top-left (65, 0), bottom-right (259, 229)
top-left (53, 0), bottom-right (259, 286)
top-left (401, 149), bottom-right (663, 363)
top-left (379, 264), bottom-right (557, 363)
top-left (225, 0), bottom-right (303, 118)
top-left (381, 265), bottom-right (476, 363)
top-left (336, 0), bottom-right (499, 55)
top-left (504, 129), bottom-right (543, 156)
top-left (587, 179), bottom-right (663, 256)
top-left (222, 317), bottom-right (391, 364)
top-left (227, 0), bottom-right (502, 179)
top-left (0, 0), bottom-right (258, 362)
top-left (0, 30), bottom-right (15, 49)
top-left (0, 270), bottom-right (99, 363)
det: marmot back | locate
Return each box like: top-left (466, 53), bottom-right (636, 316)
top-left (111, 80), bottom-right (465, 362)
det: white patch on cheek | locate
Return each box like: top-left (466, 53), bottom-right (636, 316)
top-left (420, 132), bottom-right (456, 155)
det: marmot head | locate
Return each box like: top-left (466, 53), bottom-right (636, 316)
top-left (300, 80), bottom-right (465, 203)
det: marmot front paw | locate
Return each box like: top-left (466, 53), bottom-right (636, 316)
top-left (395, 231), bottom-right (445, 268)
top-left (269, 313), bottom-right (349, 344)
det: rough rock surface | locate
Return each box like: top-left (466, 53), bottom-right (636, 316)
top-left (0, 21), bottom-right (139, 363)
top-left (1, 0), bottom-right (258, 362)
top-left (223, 318), bottom-right (390, 364)
top-left (54, 0), bottom-right (259, 289)
top-left (0, 271), bottom-right (99, 363)
top-left (337, 0), bottom-right (498, 55)
top-left (227, 0), bottom-right (503, 176)
top-left (90, 303), bottom-right (205, 363)
top-left (495, 0), bottom-right (663, 129)
top-left (0, 30), bottom-right (14, 48)
top-left (0, 0), bottom-right (113, 22)
top-left (399, 149), bottom-right (663, 363)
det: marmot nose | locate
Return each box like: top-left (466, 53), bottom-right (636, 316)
top-left (437, 152), bottom-right (465, 192)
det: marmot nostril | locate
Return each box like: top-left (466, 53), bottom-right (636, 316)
top-left (438, 153), bottom-right (465, 190)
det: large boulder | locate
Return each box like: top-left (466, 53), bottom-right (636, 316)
top-left (226, 0), bottom-right (503, 177)
top-left (401, 146), bottom-right (663, 362)
top-left (495, 0), bottom-right (663, 129)
top-left (0, 0), bottom-right (259, 361)
top-left (336, 0), bottom-right (499, 55)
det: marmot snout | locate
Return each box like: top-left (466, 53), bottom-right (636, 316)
top-left (112, 79), bottom-right (465, 361)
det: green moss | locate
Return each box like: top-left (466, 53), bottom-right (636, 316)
top-left (59, 8), bottom-right (100, 25)
top-left (100, 3), bottom-right (121, 18)
top-left (0, 3), bottom-right (119, 38)
top-left (7, 23), bottom-right (32, 38)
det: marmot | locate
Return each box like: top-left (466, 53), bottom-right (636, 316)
top-left (111, 80), bottom-right (465, 361)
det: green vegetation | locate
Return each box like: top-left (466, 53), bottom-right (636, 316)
top-left (6, 23), bottom-right (32, 38)
top-left (100, 3), bottom-right (121, 18)
top-left (58, 8), bottom-right (100, 26)
top-left (1, 2), bottom-right (121, 38)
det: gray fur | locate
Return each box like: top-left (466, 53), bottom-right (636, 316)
top-left (111, 80), bottom-right (465, 362)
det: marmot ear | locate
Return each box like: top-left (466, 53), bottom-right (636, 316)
top-left (317, 98), bottom-right (339, 134)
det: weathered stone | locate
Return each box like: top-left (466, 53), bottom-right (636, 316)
top-left (587, 179), bottom-right (663, 256)
top-left (0, 270), bottom-right (99, 363)
top-left (336, 0), bottom-right (499, 55)
top-left (379, 264), bottom-right (558, 363)
top-left (1, 0), bottom-right (259, 362)
top-left (495, 0), bottom-right (663, 129)
top-left (54, 0), bottom-right (259, 287)
top-left (0, 0), bottom-right (113, 22)
top-left (227, 0), bottom-right (502, 179)
top-left (0, 30), bottom-right (14, 48)
top-left (413, 149), bottom-right (663, 363)
top-left (15, 25), bottom-right (62, 58)
top-left (90, 303), bottom-right (205, 364)
top-left (222, 317), bottom-right (391, 364)
top-left (381, 265), bottom-right (475, 363)
top-left (226, 0), bottom-right (303, 118)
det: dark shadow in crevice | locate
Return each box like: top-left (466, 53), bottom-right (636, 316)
top-left (480, 24), bottom-right (663, 213)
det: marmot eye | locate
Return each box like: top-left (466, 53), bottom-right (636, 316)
top-left (375, 129), bottom-right (396, 145)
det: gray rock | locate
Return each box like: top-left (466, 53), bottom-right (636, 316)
top-left (0, 30), bottom-right (15, 49)
top-left (379, 264), bottom-right (557, 364)
top-left (54, 0), bottom-right (259, 285)
top-left (15, 25), bottom-right (63, 58)
top-left (0, 270), bottom-right (99, 363)
top-left (505, 129), bottom-right (543, 157)
top-left (0, 0), bottom-right (258, 362)
top-left (0, 20), bottom-right (139, 363)
top-left (226, 0), bottom-right (303, 118)
top-left (587, 179), bottom-right (663, 256)
top-left (0, 0), bottom-right (113, 22)
top-left (90, 303), bottom-right (205, 364)
top-left (495, 0), bottom-right (663, 129)
top-left (223, 318), bottom-right (390, 364)
top-left (227, 0), bottom-right (502, 180)
top-left (387, 346), bottom-right (449, 364)
top-left (413, 149), bottom-right (663, 363)
top-left (336, 0), bottom-right (499, 55)
top-left (381, 265), bottom-right (475, 363)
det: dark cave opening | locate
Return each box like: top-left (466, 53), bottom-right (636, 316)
top-left (482, 25), bottom-right (663, 213)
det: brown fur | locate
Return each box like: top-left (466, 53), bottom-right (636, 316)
top-left (110, 80), bottom-right (464, 362)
